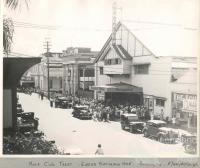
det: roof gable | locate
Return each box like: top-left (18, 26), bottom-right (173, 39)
top-left (123, 21), bottom-right (199, 57)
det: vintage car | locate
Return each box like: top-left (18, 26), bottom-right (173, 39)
top-left (120, 113), bottom-right (145, 133)
top-left (72, 105), bottom-right (92, 120)
top-left (17, 112), bottom-right (39, 132)
top-left (181, 134), bottom-right (197, 154)
top-left (55, 97), bottom-right (71, 109)
top-left (142, 120), bottom-right (179, 143)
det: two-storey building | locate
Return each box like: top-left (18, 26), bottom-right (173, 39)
top-left (92, 22), bottom-right (198, 125)
top-left (28, 52), bottom-right (63, 96)
top-left (62, 47), bottom-right (98, 98)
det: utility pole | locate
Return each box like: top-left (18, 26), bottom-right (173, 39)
top-left (112, 1), bottom-right (123, 45)
top-left (112, 1), bottom-right (117, 45)
top-left (44, 39), bottom-right (51, 100)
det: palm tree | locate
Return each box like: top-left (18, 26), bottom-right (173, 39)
top-left (3, 0), bottom-right (29, 55)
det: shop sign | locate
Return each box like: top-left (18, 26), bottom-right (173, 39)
top-left (173, 93), bottom-right (197, 112)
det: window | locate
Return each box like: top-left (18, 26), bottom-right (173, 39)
top-left (79, 69), bottom-right (83, 77)
top-left (115, 58), bottom-right (121, 64)
top-left (134, 64), bottom-right (149, 74)
top-left (99, 67), bottom-right (104, 75)
top-left (60, 77), bottom-right (62, 88)
top-left (104, 58), bottom-right (121, 65)
top-left (156, 99), bottom-right (165, 107)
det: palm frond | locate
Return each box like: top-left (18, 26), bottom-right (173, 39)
top-left (4, 0), bottom-right (30, 10)
top-left (3, 17), bottom-right (14, 55)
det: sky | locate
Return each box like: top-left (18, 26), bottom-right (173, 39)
top-left (3, 0), bottom-right (200, 56)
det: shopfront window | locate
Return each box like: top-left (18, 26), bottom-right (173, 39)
top-left (156, 99), bottom-right (165, 107)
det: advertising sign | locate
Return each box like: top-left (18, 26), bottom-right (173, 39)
top-left (173, 93), bottom-right (197, 112)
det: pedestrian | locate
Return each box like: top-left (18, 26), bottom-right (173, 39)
top-left (41, 92), bottom-right (44, 100)
top-left (95, 144), bottom-right (104, 155)
top-left (172, 116), bottom-right (176, 127)
top-left (50, 97), bottom-right (53, 107)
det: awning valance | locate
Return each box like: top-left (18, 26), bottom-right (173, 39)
top-left (91, 82), bottom-right (143, 93)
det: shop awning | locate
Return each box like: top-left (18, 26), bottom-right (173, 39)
top-left (91, 82), bottom-right (143, 93)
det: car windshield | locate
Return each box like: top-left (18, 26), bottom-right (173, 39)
top-left (156, 123), bottom-right (166, 128)
top-left (127, 116), bottom-right (138, 121)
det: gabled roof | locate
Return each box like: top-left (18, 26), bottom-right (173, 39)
top-left (100, 44), bottom-right (132, 61)
top-left (94, 22), bottom-right (122, 63)
top-left (94, 21), bottom-right (198, 63)
top-left (124, 21), bottom-right (199, 58)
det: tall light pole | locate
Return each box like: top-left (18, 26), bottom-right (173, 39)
top-left (44, 40), bottom-right (51, 99)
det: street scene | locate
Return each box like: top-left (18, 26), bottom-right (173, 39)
top-left (3, 0), bottom-right (199, 157)
top-left (16, 92), bottom-right (195, 157)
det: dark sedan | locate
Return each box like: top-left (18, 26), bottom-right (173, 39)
top-left (55, 97), bottom-right (71, 109)
top-left (142, 120), bottom-right (179, 143)
top-left (72, 105), bottom-right (92, 120)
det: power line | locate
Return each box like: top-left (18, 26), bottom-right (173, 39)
top-left (13, 20), bottom-right (199, 31)
top-left (122, 19), bottom-right (199, 30)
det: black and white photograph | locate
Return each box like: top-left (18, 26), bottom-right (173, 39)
top-left (1, 0), bottom-right (200, 167)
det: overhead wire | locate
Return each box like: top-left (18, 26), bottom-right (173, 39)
top-left (13, 20), bottom-right (199, 31)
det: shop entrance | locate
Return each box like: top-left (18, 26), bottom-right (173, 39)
top-left (105, 92), bottom-right (143, 105)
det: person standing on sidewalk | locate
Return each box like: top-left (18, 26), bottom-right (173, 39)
top-left (95, 144), bottom-right (104, 155)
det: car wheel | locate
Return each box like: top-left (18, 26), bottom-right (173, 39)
top-left (143, 130), bottom-right (148, 137)
top-left (158, 135), bottom-right (165, 143)
top-left (121, 125), bottom-right (125, 130)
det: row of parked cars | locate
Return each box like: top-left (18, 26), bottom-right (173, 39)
top-left (121, 113), bottom-right (178, 143)
top-left (52, 96), bottom-right (92, 120)
top-left (16, 103), bottom-right (39, 133)
top-left (120, 113), bottom-right (197, 154)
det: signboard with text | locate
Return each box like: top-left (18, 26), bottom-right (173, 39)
top-left (173, 92), bottom-right (197, 112)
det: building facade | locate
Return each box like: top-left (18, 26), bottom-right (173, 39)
top-left (93, 22), bottom-right (198, 125)
top-left (62, 47), bottom-right (98, 97)
top-left (28, 52), bottom-right (63, 96)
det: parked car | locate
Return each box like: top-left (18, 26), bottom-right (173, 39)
top-left (120, 113), bottom-right (145, 133)
top-left (181, 134), bottom-right (197, 154)
top-left (142, 120), bottom-right (179, 143)
top-left (17, 112), bottom-right (39, 132)
top-left (72, 105), bottom-right (92, 120)
top-left (55, 97), bottom-right (71, 108)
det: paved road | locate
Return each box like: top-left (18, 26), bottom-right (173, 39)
top-left (18, 93), bottom-right (194, 157)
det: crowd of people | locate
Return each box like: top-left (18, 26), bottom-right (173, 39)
top-left (72, 96), bottom-right (151, 122)
top-left (18, 87), bottom-right (153, 122)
